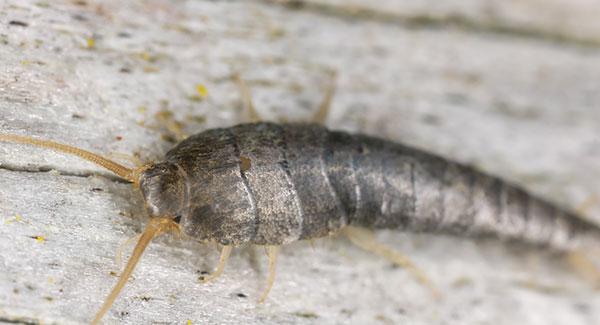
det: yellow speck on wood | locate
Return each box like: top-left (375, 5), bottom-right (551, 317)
top-left (35, 236), bottom-right (46, 243)
top-left (195, 84), bottom-right (208, 98)
top-left (4, 214), bottom-right (23, 224)
top-left (86, 37), bottom-right (95, 49)
top-left (187, 320), bottom-right (192, 325)
top-left (269, 27), bottom-right (286, 39)
top-left (138, 51), bottom-right (159, 63)
top-left (139, 51), bottom-right (151, 61)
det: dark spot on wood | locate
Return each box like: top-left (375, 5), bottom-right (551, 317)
top-left (90, 187), bottom-right (104, 192)
top-left (139, 296), bottom-right (151, 302)
top-left (73, 0), bottom-right (87, 6)
top-left (240, 155), bottom-right (251, 172)
top-left (340, 308), bottom-right (354, 316)
top-left (161, 134), bottom-right (177, 144)
top-left (573, 302), bottom-right (590, 313)
top-left (236, 293), bottom-right (247, 298)
top-left (9, 21), bottom-right (28, 27)
top-left (44, 296), bottom-right (54, 302)
top-left (450, 311), bottom-right (461, 320)
top-left (470, 298), bottom-right (483, 306)
top-left (389, 263), bottom-right (400, 270)
top-left (115, 135), bottom-right (123, 141)
top-left (117, 32), bottom-right (131, 38)
top-left (283, 0), bottom-right (305, 9)
top-left (445, 92), bottom-right (468, 105)
top-left (421, 114), bottom-right (441, 126)
top-left (119, 67), bottom-right (132, 73)
top-left (71, 113), bottom-right (84, 119)
top-left (109, 271), bottom-right (118, 276)
top-left (72, 14), bottom-right (87, 21)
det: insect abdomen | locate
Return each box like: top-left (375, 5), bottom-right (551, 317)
top-left (280, 123), bottom-right (599, 250)
top-left (322, 128), bottom-right (599, 250)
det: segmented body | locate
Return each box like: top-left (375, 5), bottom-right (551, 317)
top-left (140, 122), bottom-right (600, 250)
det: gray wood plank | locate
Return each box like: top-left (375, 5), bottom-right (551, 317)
top-left (1, 0), bottom-right (599, 324)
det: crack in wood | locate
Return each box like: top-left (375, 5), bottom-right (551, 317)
top-left (0, 163), bottom-right (131, 184)
top-left (0, 315), bottom-right (40, 325)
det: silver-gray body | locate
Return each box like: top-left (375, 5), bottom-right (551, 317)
top-left (163, 122), bottom-right (599, 249)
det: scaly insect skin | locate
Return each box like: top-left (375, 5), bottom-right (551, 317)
top-left (139, 122), bottom-right (600, 250)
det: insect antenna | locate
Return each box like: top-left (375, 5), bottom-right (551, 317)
top-left (92, 217), bottom-right (180, 325)
top-left (0, 134), bottom-right (141, 183)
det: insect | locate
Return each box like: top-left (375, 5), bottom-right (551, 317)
top-left (1, 77), bottom-right (599, 324)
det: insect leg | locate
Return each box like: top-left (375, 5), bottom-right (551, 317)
top-left (342, 226), bottom-right (441, 299)
top-left (234, 74), bottom-right (262, 123)
top-left (570, 196), bottom-right (600, 287)
top-left (575, 194), bottom-right (599, 219)
top-left (311, 70), bottom-right (337, 125)
top-left (258, 245), bottom-right (281, 303)
top-left (154, 110), bottom-right (189, 142)
top-left (201, 245), bottom-right (233, 283)
top-left (566, 251), bottom-right (600, 287)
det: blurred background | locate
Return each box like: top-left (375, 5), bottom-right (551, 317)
top-left (1, 1), bottom-right (599, 324)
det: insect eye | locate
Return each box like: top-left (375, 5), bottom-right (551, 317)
top-left (173, 215), bottom-right (182, 223)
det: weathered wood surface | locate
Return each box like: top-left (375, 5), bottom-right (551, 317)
top-left (272, 0), bottom-right (600, 45)
top-left (1, 0), bottom-right (599, 324)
